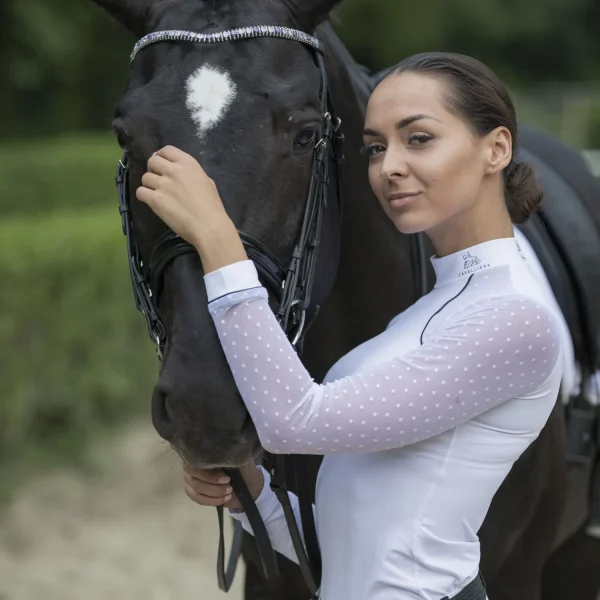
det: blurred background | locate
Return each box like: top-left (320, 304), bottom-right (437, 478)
top-left (1, 0), bottom-right (599, 597)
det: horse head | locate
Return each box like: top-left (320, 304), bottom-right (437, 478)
top-left (92, 0), bottom-right (344, 468)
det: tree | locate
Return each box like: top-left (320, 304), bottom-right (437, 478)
top-left (1, 0), bottom-right (599, 138)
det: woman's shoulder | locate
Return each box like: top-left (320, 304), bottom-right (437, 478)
top-left (441, 285), bottom-right (563, 366)
top-left (455, 260), bottom-right (557, 313)
top-left (434, 264), bottom-right (563, 347)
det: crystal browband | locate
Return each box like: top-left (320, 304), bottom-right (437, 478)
top-left (130, 26), bottom-right (323, 62)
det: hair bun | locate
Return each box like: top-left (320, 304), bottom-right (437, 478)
top-left (504, 161), bottom-right (544, 224)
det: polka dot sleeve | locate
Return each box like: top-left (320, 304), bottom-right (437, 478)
top-left (207, 280), bottom-right (562, 455)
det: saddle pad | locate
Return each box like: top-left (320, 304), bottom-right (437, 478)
top-left (518, 146), bottom-right (600, 372)
top-left (516, 221), bottom-right (580, 400)
top-left (519, 124), bottom-right (600, 232)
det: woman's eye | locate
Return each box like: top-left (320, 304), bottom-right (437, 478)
top-left (294, 129), bottom-right (317, 150)
top-left (360, 144), bottom-right (386, 157)
top-left (408, 133), bottom-right (434, 145)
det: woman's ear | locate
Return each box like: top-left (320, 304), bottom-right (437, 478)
top-left (280, 0), bottom-right (343, 33)
top-left (484, 126), bottom-right (512, 175)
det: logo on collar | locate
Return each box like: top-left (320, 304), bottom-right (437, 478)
top-left (463, 252), bottom-right (481, 269)
top-left (458, 252), bottom-right (491, 278)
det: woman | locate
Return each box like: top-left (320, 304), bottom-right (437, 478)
top-left (136, 52), bottom-right (564, 600)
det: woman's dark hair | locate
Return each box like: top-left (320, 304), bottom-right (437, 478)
top-left (379, 52), bottom-right (543, 224)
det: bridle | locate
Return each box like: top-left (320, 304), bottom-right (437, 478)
top-left (115, 25), bottom-right (344, 599)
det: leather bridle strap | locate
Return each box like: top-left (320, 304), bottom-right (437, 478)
top-left (216, 504), bottom-right (244, 592)
top-left (117, 158), bottom-right (166, 352)
top-left (216, 468), bottom-right (280, 591)
top-left (293, 456), bottom-right (322, 585)
top-left (266, 455), bottom-right (319, 595)
top-left (410, 233), bottom-right (429, 301)
top-left (147, 230), bottom-right (288, 309)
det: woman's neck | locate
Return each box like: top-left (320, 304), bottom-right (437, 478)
top-left (427, 191), bottom-right (514, 258)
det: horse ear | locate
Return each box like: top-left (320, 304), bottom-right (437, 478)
top-left (89, 0), bottom-right (157, 36)
top-left (281, 0), bottom-right (342, 32)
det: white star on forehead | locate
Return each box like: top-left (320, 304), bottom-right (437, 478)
top-left (185, 65), bottom-right (237, 139)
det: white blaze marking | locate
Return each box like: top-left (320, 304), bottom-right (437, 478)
top-left (185, 65), bottom-right (237, 138)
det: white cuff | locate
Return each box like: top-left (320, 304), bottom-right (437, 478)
top-left (204, 260), bottom-right (262, 302)
top-left (228, 466), bottom-right (281, 525)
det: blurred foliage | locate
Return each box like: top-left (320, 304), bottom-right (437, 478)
top-left (2, 0), bottom-right (600, 139)
top-left (1, 0), bottom-right (134, 138)
top-left (0, 134), bottom-right (119, 216)
top-left (0, 206), bottom-right (156, 492)
top-left (336, 0), bottom-right (600, 83)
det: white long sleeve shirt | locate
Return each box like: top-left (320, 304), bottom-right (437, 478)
top-left (204, 236), bottom-right (563, 600)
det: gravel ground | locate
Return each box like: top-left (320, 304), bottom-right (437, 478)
top-left (0, 421), bottom-right (244, 600)
top-left (2, 420), bottom-right (597, 600)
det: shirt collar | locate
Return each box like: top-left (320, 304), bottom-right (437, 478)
top-left (430, 236), bottom-right (524, 287)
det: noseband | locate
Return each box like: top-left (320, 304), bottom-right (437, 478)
top-left (116, 25), bottom-right (344, 598)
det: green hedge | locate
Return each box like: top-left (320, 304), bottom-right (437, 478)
top-left (0, 206), bottom-right (157, 485)
top-left (0, 133), bottom-right (120, 216)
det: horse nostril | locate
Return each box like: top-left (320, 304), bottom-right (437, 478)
top-left (151, 386), bottom-right (175, 442)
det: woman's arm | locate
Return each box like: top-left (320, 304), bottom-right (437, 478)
top-left (206, 261), bottom-right (562, 455)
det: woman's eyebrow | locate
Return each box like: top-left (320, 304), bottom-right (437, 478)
top-left (363, 114), bottom-right (440, 137)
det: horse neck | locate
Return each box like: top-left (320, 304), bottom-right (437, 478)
top-left (301, 24), bottom-right (416, 380)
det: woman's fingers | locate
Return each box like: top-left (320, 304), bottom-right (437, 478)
top-left (182, 464), bottom-right (246, 509)
top-left (183, 464), bottom-right (230, 484)
top-left (156, 145), bottom-right (189, 162)
top-left (184, 480), bottom-right (232, 507)
top-left (183, 471), bottom-right (232, 499)
top-left (182, 464), bottom-right (235, 507)
top-left (141, 171), bottom-right (161, 190)
top-left (147, 153), bottom-right (174, 175)
top-left (135, 185), bottom-right (154, 205)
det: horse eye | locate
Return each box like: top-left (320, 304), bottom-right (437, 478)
top-left (294, 129), bottom-right (317, 151)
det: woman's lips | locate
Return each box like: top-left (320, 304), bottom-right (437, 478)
top-left (387, 192), bottom-right (422, 209)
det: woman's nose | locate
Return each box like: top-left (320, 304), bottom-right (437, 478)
top-left (380, 148), bottom-right (409, 180)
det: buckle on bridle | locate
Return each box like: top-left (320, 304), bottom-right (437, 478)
top-left (314, 138), bottom-right (327, 152)
top-left (290, 307), bottom-right (307, 348)
top-left (154, 335), bottom-right (163, 360)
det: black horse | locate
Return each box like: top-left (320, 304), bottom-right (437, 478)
top-left (91, 1), bottom-right (600, 598)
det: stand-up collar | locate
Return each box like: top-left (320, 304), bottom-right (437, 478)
top-left (431, 236), bottom-right (524, 287)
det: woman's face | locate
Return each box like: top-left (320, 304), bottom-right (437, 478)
top-left (363, 72), bottom-right (492, 236)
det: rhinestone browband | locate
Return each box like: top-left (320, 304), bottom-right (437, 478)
top-left (130, 26), bottom-right (323, 62)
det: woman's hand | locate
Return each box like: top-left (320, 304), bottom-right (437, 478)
top-left (135, 146), bottom-right (227, 248)
top-left (183, 461), bottom-right (265, 511)
top-left (135, 146), bottom-right (247, 272)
